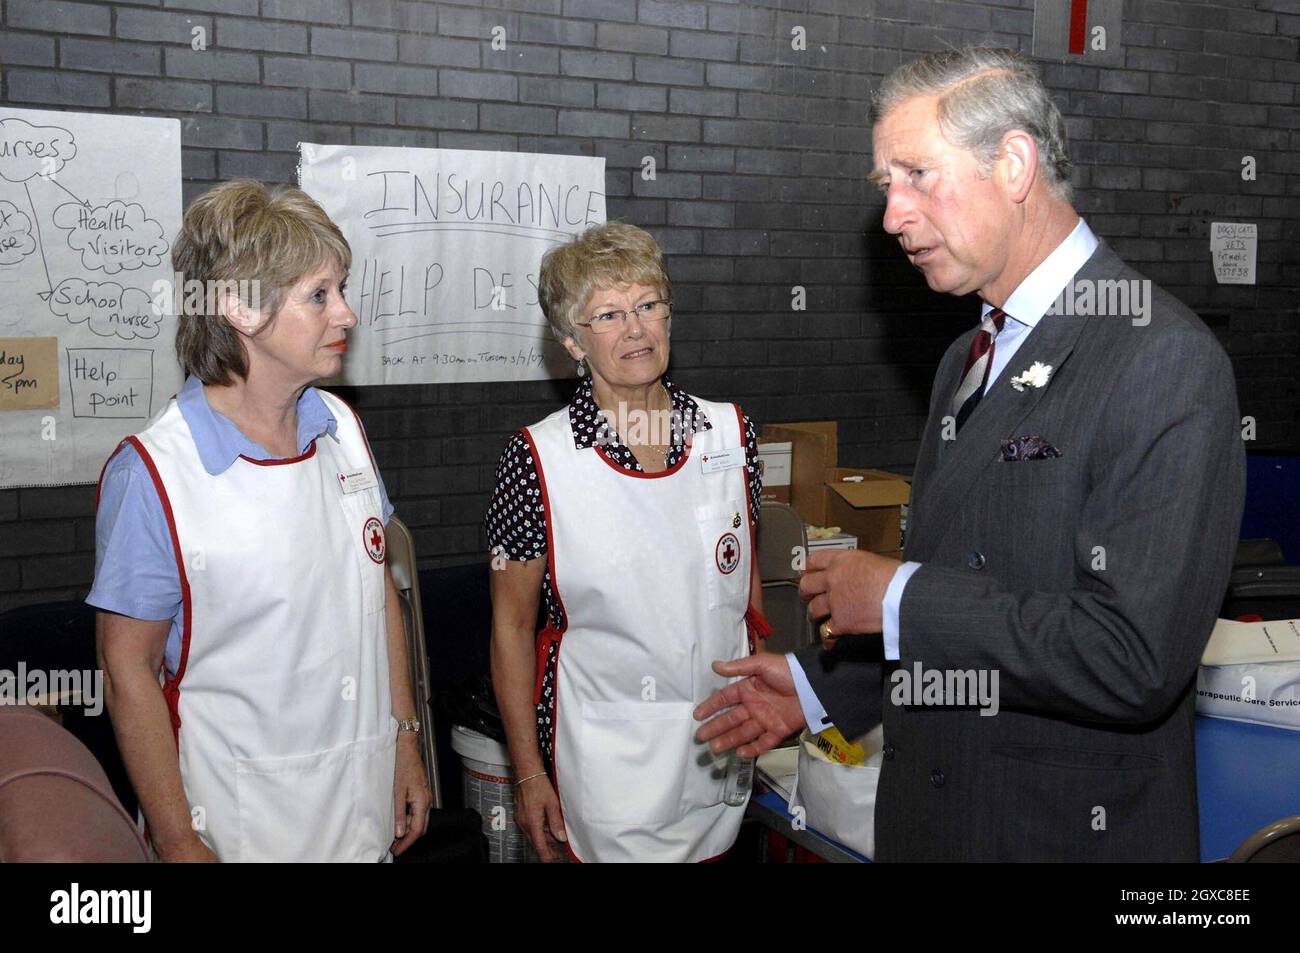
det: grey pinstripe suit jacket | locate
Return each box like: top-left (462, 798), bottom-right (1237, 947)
top-left (796, 239), bottom-right (1246, 861)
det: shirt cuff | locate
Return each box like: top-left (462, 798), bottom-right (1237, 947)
top-left (881, 560), bottom-right (923, 661)
top-left (785, 652), bottom-right (833, 733)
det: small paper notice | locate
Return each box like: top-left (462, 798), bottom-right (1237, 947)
top-left (0, 337), bottom-right (59, 411)
top-left (1210, 222), bottom-right (1257, 285)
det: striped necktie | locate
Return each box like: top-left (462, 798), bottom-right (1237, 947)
top-left (951, 307), bottom-right (1007, 432)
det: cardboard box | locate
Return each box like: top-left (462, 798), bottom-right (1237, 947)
top-left (807, 531), bottom-right (858, 552)
top-left (757, 439), bottom-right (792, 504)
top-left (763, 421), bottom-right (910, 555)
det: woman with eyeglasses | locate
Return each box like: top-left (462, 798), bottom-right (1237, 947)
top-left (485, 222), bottom-right (768, 862)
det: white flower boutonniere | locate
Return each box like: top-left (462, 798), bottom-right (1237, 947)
top-left (1009, 361), bottom-right (1053, 392)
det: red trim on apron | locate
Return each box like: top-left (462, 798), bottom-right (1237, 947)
top-left (124, 437), bottom-right (192, 748)
top-left (594, 438), bottom-right (693, 478)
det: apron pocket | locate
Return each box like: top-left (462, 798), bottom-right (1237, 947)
top-left (577, 700), bottom-right (695, 825)
top-left (337, 487), bottom-right (387, 616)
top-left (693, 500), bottom-right (749, 611)
top-left (235, 725), bottom-right (396, 862)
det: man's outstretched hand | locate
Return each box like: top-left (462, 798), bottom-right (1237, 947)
top-left (694, 654), bottom-right (807, 759)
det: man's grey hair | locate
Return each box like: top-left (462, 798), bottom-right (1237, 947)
top-left (873, 47), bottom-right (1074, 202)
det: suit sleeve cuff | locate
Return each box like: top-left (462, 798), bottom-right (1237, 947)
top-left (785, 652), bottom-right (833, 733)
top-left (882, 560), bottom-right (923, 661)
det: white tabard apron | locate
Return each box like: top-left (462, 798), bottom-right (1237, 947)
top-left (128, 389), bottom-right (395, 862)
top-left (525, 397), bottom-right (754, 862)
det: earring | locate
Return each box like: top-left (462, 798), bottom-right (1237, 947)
top-left (576, 357), bottom-right (587, 377)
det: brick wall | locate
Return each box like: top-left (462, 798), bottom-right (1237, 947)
top-left (1, 0), bottom-right (1297, 610)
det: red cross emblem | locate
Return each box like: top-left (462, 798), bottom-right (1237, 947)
top-left (715, 532), bottom-right (740, 575)
top-left (363, 516), bottom-right (385, 564)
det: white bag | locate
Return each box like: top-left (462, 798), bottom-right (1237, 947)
top-left (1196, 618), bottom-right (1300, 730)
top-left (789, 724), bottom-right (883, 859)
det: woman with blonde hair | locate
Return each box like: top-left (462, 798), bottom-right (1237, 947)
top-left (487, 222), bottom-right (769, 862)
top-left (88, 180), bottom-right (430, 862)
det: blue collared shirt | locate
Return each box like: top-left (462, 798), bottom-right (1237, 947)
top-left (789, 218), bottom-right (1100, 732)
top-left (86, 374), bottom-right (393, 675)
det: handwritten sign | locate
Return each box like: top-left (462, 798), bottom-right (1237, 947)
top-left (1210, 222), bottom-right (1257, 285)
top-left (300, 144), bottom-right (605, 385)
top-left (0, 106), bottom-right (181, 488)
top-left (0, 336), bottom-right (58, 410)
top-left (66, 347), bottom-right (153, 419)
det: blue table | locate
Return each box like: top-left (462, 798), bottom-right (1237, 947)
top-left (748, 716), bottom-right (1300, 862)
top-left (1196, 715), bottom-right (1300, 861)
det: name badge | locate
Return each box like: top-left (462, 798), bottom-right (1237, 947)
top-left (700, 447), bottom-right (745, 474)
top-left (338, 468), bottom-right (377, 494)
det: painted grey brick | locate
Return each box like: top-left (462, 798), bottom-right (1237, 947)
top-left (605, 197), bottom-right (666, 224)
top-left (670, 87), bottom-right (736, 117)
top-left (736, 148), bottom-right (799, 175)
top-left (350, 0), bottom-right (439, 32)
top-left (632, 171), bottom-right (701, 198)
top-left (486, 44), bottom-right (561, 75)
top-left (667, 201), bottom-right (732, 227)
top-left (354, 63), bottom-right (437, 96)
top-left (705, 63), bottom-right (769, 91)
top-left (116, 77), bottom-right (211, 112)
top-left (639, 0), bottom-right (706, 30)
top-left (0, 34), bottom-right (56, 67)
top-left (517, 14), bottom-right (595, 46)
top-left (218, 150), bottom-right (299, 182)
top-left (557, 109), bottom-right (629, 139)
top-left (267, 120), bottom-right (351, 151)
top-left (601, 140), bottom-right (664, 168)
top-left (668, 31), bottom-right (738, 61)
top-left (353, 126), bottom-right (437, 148)
top-left (5, 69), bottom-right (111, 107)
top-left (181, 115), bottom-right (263, 151)
top-left (397, 99), bottom-right (477, 130)
top-left (214, 18), bottom-right (308, 54)
top-left (635, 56), bottom-right (704, 86)
top-left (563, 0), bottom-right (636, 23)
top-left (520, 76), bottom-right (594, 108)
top-left (266, 57), bottom-right (353, 91)
top-left (666, 144), bottom-right (733, 172)
top-left (116, 8), bottom-right (210, 44)
top-left (441, 69), bottom-right (516, 101)
top-left (312, 27), bottom-right (398, 61)
top-left (561, 50), bottom-right (634, 80)
top-left (631, 114), bottom-right (700, 142)
top-left (707, 6), bottom-right (774, 35)
top-left (165, 48), bottom-right (259, 82)
top-left (1097, 71), bottom-right (1149, 94)
top-left (436, 6), bottom-right (514, 38)
top-left (217, 85), bottom-right (308, 119)
top-left (261, 0), bottom-right (349, 25)
top-left (9, 0), bottom-right (109, 36)
top-left (164, 0), bottom-right (256, 13)
top-left (60, 38), bottom-right (160, 75)
top-left (480, 103), bottom-right (556, 135)
top-left (310, 90), bottom-right (395, 124)
top-left (596, 83), bottom-right (666, 111)
top-left (596, 23), bottom-right (669, 56)
top-left (398, 36), bottom-right (480, 67)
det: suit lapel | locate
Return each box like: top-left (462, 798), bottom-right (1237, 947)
top-left (906, 240), bottom-right (1124, 558)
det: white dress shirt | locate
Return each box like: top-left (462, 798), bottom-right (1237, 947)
top-left (787, 217), bottom-right (1100, 732)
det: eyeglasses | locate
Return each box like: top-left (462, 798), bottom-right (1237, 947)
top-left (575, 299), bottom-right (672, 335)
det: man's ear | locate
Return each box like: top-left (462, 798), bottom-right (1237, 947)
top-left (997, 129), bottom-right (1038, 204)
top-left (561, 334), bottom-right (585, 363)
top-left (221, 289), bottom-right (264, 336)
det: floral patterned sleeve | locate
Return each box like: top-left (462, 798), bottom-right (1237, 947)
top-left (485, 430), bottom-right (547, 560)
top-left (743, 412), bottom-right (762, 528)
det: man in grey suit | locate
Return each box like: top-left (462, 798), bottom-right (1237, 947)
top-left (695, 48), bottom-right (1245, 862)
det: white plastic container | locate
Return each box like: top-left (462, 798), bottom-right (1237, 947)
top-left (450, 724), bottom-right (529, 863)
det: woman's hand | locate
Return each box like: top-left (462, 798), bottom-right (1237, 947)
top-left (514, 773), bottom-right (567, 863)
top-left (156, 835), bottom-right (219, 863)
top-left (391, 734), bottom-right (432, 855)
